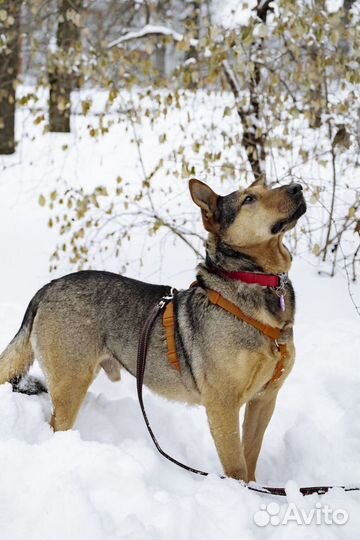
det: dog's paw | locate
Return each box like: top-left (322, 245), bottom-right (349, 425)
top-left (226, 468), bottom-right (248, 483)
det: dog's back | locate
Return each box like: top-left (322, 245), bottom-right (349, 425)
top-left (0, 271), bottom-right (186, 427)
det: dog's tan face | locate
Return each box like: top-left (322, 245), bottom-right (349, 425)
top-left (189, 179), bottom-right (306, 248)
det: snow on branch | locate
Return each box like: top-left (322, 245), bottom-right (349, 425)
top-left (107, 24), bottom-right (198, 49)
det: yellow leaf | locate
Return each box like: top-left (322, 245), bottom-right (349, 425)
top-left (81, 100), bottom-right (92, 116)
top-left (192, 142), bottom-right (201, 153)
top-left (34, 115), bottom-right (45, 125)
top-left (95, 186), bottom-right (108, 197)
top-left (330, 30), bottom-right (339, 46)
top-left (223, 106), bottom-right (232, 117)
top-left (242, 25), bottom-right (254, 46)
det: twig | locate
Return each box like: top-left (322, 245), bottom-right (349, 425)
top-left (322, 71), bottom-right (337, 262)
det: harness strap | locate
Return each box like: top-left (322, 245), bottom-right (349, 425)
top-left (162, 286), bottom-right (288, 384)
top-left (163, 302), bottom-right (181, 372)
top-left (207, 289), bottom-right (280, 341)
top-left (206, 288), bottom-right (287, 384)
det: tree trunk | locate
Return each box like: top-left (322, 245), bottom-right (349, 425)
top-left (340, 0), bottom-right (355, 53)
top-left (155, 44), bottom-right (166, 77)
top-left (154, 0), bottom-right (171, 78)
top-left (185, 0), bottom-right (200, 60)
top-left (223, 0), bottom-right (272, 183)
top-left (49, 0), bottom-right (82, 133)
top-left (184, 0), bottom-right (200, 89)
top-left (0, 1), bottom-right (22, 154)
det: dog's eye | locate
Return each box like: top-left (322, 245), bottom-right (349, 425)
top-left (243, 195), bottom-right (257, 205)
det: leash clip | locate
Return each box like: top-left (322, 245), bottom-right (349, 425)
top-left (158, 287), bottom-right (177, 309)
top-left (275, 272), bottom-right (288, 295)
top-left (275, 273), bottom-right (288, 312)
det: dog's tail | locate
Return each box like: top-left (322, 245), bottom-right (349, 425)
top-left (0, 289), bottom-right (47, 394)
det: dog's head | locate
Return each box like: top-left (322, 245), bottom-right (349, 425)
top-left (189, 178), bottom-right (306, 250)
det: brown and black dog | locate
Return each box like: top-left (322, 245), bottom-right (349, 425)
top-left (0, 178), bottom-right (306, 481)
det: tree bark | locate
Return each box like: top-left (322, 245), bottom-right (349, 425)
top-left (49, 0), bottom-right (82, 133)
top-left (184, 0), bottom-right (200, 88)
top-left (185, 0), bottom-right (200, 60)
top-left (0, 1), bottom-right (22, 154)
top-left (154, 0), bottom-right (171, 77)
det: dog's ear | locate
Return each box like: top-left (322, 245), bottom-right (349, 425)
top-left (189, 179), bottom-right (219, 232)
top-left (249, 176), bottom-right (266, 188)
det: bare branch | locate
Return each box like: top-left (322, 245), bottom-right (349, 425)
top-left (107, 24), bottom-right (198, 49)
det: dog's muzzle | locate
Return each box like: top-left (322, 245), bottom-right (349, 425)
top-left (271, 186), bottom-right (307, 235)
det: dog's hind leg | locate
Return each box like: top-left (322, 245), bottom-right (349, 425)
top-left (34, 333), bottom-right (99, 431)
top-left (49, 367), bottom-right (96, 432)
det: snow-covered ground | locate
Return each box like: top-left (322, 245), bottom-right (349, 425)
top-left (0, 101), bottom-right (359, 540)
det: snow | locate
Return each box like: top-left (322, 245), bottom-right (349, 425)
top-left (211, 0), bottom-right (255, 29)
top-left (0, 94), bottom-right (360, 540)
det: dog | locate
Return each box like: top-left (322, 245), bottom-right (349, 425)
top-left (0, 178), bottom-right (306, 482)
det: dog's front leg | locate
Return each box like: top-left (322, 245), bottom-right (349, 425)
top-left (205, 395), bottom-right (247, 481)
top-left (242, 390), bottom-right (278, 481)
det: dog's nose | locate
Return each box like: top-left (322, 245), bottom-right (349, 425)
top-left (287, 183), bottom-right (303, 197)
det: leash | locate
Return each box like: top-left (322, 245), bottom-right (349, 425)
top-left (136, 290), bottom-right (360, 497)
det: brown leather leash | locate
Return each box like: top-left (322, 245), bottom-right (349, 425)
top-left (136, 289), bottom-right (360, 497)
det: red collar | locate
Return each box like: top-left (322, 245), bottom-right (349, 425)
top-left (215, 268), bottom-right (284, 288)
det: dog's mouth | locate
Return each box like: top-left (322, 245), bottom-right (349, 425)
top-left (271, 199), bottom-right (307, 235)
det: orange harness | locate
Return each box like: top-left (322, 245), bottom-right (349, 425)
top-left (163, 287), bottom-right (287, 384)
